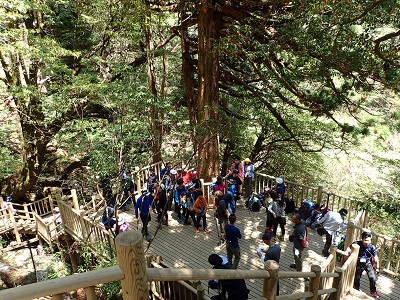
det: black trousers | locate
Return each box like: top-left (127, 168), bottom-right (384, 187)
top-left (354, 262), bottom-right (377, 293)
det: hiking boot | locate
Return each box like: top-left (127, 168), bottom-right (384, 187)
top-left (290, 264), bottom-right (296, 269)
top-left (204, 229), bottom-right (211, 234)
top-left (371, 292), bottom-right (379, 298)
top-left (196, 229), bottom-right (200, 233)
top-left (178, 217), bottom-right (183, 223)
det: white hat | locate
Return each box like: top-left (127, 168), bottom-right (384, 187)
top-left (276, 177), bottom-right (283, 184)
top-left (118, 215), bottom-right (125, 223)
top-left (170, 169), bottom-right (177, 175)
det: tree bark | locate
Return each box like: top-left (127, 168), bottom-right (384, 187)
top-left (196, 0), bottom-right (221, 181)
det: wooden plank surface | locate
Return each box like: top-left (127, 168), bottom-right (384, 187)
top-left (116, 198), bottom-right (399, 300)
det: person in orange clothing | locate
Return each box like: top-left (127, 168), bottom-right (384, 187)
top-left (193, 190), bottom-right (211, 234)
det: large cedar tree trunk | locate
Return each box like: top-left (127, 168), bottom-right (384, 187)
top-left (196, 1), bottom-right (221, 181)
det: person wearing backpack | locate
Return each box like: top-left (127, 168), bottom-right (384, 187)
top-left (289, 213), bottom-right (307, 271)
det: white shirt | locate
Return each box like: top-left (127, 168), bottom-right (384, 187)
top-left (317, 211), bottom-right (346, 235)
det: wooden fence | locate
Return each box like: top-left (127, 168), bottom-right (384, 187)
top-left (254, 173), bottom-right (366, 226)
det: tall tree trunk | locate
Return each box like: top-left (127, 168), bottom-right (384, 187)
top-left (197, 0), bottom-right (221, 181)
top-left (144, 18), bottom-right (163, 163)
top-left (180, 1), bottom-right (198, 152)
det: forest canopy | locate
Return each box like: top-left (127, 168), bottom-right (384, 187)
top-left (0, 0), bottom-right (399, 229)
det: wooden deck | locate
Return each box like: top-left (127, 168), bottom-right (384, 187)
top-left (117, 198), bottom-right (399, 300)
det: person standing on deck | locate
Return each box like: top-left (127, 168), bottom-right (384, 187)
top-left (224, 214), bottom-right (242, 269)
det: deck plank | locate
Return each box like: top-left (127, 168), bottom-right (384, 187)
top-left (117, 199), bottom-right (397, 299)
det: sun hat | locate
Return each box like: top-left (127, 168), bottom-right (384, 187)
top-left (170, 169), bottom-right (177, 175)
top-left (118, 215), bottom-right (125, 223)
top-left (276, 177), bottom-right (283, 184)
top-left (244, 158), bottom-right (251, 163)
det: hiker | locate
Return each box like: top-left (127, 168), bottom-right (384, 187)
top-left (224, 214), bottom-right (242, 269)
top-left (216, 191), bottom-right (229, 235)
top-left (155, 183), bottom-right (169, 226)
top-left (275, 177), bottom-right (286, 200)
top-left (289, 213), bottom-right (307, 271)
top-left (147, 168), bottom-right (158, 191)
top-left (160, 162), bottom-right (172, 179)
top-left (243, 158), bottom-right (254, 197)
top-left (101, 206), bottom-right (116, 230)
top-left (268, 196), bottom-right (286, 240)
top-left (183, 183), bottom-right (197, 225)
top-left (316, 208), bottom-right (348, 257)
top-left (344, 231), bottom-right (380, 298)
top-left (193, 190), bottom-right (211, 234)
top-left (213, 175), bottom-right (227, 195)
top-left (121, 171), bottom-right (135, 209)
top-left (208, 254), bottom-right (249, 300)
top-left (257, 232), bottom-right (281, 295)
top-left (173, 178), bottom-right (187, 223)
top-left (228, 155), bottom-right (244, 182)
top-left (135, 191), bottom-right (156, 236)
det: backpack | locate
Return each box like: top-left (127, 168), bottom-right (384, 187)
top-left (302, 227), bottom-right (309, 248)
top-left (248, 196), bottom-right (260, 212)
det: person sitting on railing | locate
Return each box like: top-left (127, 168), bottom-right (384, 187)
top-left (208, 253), bottom-right (249, 300)
top-left (343, 231), bottom-right (380, 299)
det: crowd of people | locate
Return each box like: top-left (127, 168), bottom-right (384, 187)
top-left (98, 158), bottom-right (380, 299)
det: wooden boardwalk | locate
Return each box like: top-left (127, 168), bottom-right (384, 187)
top-left (117, 198), bottom-right (399, 300)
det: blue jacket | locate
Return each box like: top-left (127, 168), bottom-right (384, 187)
top-left (224, 223), bottom-right (242, 248)
top-left (174, 185), bottom-right (187, 203)
top-left (135, 195), bottom-right (155, 217)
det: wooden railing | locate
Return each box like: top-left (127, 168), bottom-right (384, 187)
top-left (0, 229), bottom-right (346, 300)
top-left (336, 244), bottom-right (360, 298)
top-left (254, 173), bottom-right (363, 225)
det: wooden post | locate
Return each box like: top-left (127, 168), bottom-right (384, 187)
top-left (306, 265), bottom-right (321, 300)
top-left (91, 196), bottom-right (96, 210)
top-left (79, 211), bottom-right (88, 240)
top-left (8, 207), bottom-right (22, 244)
top-left (330, 267), bottom-right (343, 300)
top-left (84, 286), bottom-right (97, 300)
top-left (346, 244), bottom-right (360, 295)
top-left (316, 185), bottom-right (323, 206)
top-left (66, 236), bottom-right (78, 273)
top-left (49, 195), bottom-right (55, 212)
top-left (342, 222), bottom-right (355, 264)
top-left (263, 260), bottom-right (278, 300)
top-left (71, 189), bottom-right (79, 210)
top-left (196, 284), bottom-right (205, 300)
top-left (115, 230), bottom-right (149, 300)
